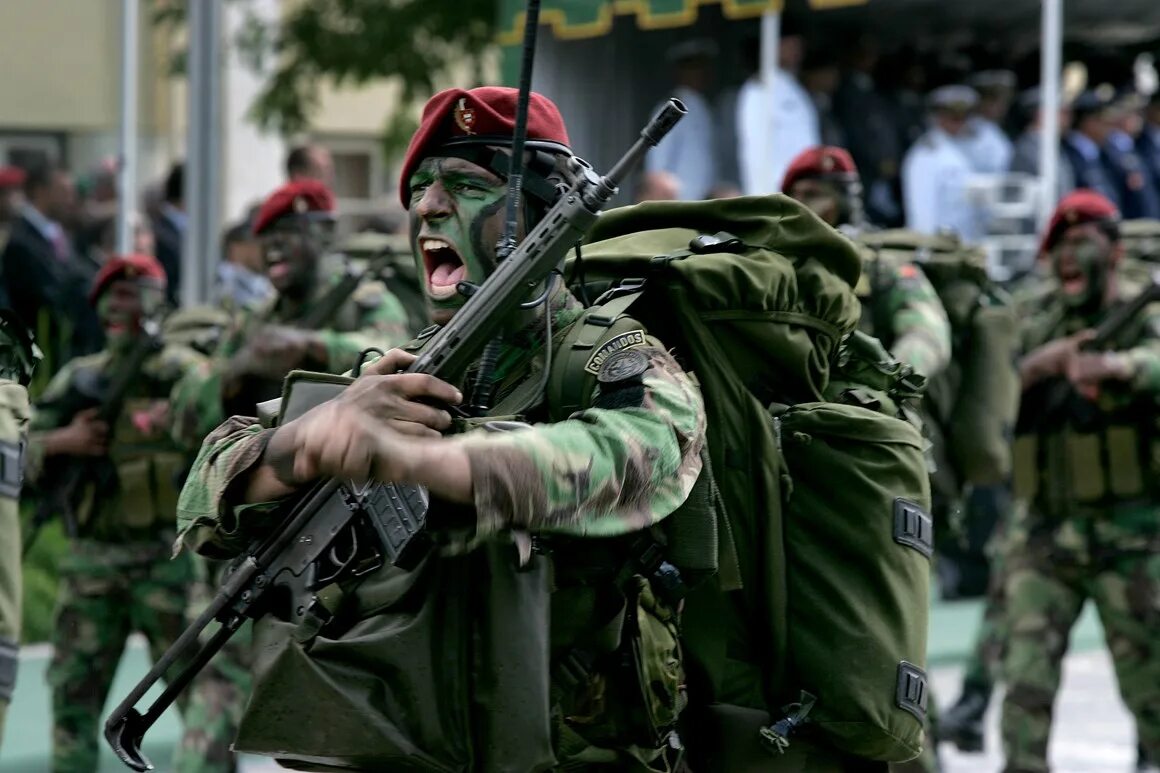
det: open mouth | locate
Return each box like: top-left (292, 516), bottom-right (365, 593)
top-left (420, 237), bottom-right (467, 300)
top-left (1057, 262), bottom-right (1086, 295)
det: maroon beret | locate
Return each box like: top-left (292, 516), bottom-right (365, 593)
top-left (782, 146), bottom-right (860, 192)
top-left (1039, 189), bottom-right (1120, 255)
top-left (399, 86), bottom-right (571, 207)
top-left (0, 166), bottom-right (26, 189)
top-left (90, 253), bottom-right (167, 304)
top-left (252, 179), bottom-right (337, 236)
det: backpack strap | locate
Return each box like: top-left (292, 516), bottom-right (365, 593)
top-left (546, 287), bottom-right (648, 419)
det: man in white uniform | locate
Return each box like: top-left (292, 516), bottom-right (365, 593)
top-left (902, 85), bottom-right (982, 241)
top-left (736, 22), bottom-right (819, 195)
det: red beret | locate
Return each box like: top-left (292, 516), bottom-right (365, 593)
top-left (0, 166), bottom-right (26, 189)
top-left (399, 86), bottom-right (571, 207)
top-left (781, 146), bottom-right (859, 192)
top-left (1039, 189), bottom-right (1120, 255)
top-left (90, 254), bottom-right (167, 304)
top-left (252, 180), bottom-right (337, 236)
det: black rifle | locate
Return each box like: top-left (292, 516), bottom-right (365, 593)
top-left (23, 317), bottom-right (165, 556)
top-left (1016, 269), bottom-right (1160, 434)
top-left (104, 98), bottom-right (687, 772)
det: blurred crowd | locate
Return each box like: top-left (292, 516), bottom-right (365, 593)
top-left (639, 25), bottom-right (1160, 245)
top-left (0, 143), bottom-right (408, 393)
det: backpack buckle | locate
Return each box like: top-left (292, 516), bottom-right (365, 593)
top-left (689, 231), bottom-right (745, 254)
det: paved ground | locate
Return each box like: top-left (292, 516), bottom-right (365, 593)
top-left (0, 598), bottom-right (1141, 772)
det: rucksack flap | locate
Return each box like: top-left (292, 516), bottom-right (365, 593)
top-left (578, 194), bottom-right (862, 404)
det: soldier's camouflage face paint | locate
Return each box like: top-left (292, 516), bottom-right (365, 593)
top-left (261, 228), bottom-right (321, 300)
top-left (96, 279), bottom-right (163, 349)
top-left (1052, 223), bottom-right (1114, 310)
top-left (408, 156), bottom-right (520, 325)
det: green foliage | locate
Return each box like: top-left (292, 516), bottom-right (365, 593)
top-left (151, 0), bottom-right (498, 155)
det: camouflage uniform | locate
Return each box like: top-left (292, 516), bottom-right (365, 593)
top-left (169, 272), bottom-right (413, 773)
top-left (29, 342), bottom-right (206, 773)
top-left (174, 289), bottom-right (706, 770)
top-left (1003, 295), bottom-right (1160, 772)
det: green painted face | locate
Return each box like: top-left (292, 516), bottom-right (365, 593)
top-left (1052, 224), bottom-right (1114, 312)
top-left (408, 155), bottom-right (518, 325)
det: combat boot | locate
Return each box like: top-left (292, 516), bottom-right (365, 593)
top-left (939, 683), bottom-right (989, 753)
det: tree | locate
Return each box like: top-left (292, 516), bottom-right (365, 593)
top-left (153, 0), bottom-right (497, 153)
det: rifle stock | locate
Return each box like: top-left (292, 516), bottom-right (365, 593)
top-left (23, 319), bottom-right (165, 556)
top-left (104, 98), bottom-right (686, 771)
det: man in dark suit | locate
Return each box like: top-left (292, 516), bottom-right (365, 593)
top-left (1138, 93), bottom-right (1160, 200)
top-left (1062, 90), bottom-right (1121, 207)
top-left (0, 163), bottom-right (98, 391)
top-left (152, 162), bottom-right (184, 308)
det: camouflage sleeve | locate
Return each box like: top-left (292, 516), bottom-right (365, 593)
top-left (169, 359), bottom-right (230, 451)
top-left (884, 263), bottom-right (953, 379)
top-left (174, 418), bottom-right (278, 557)
top-left (168, 316), bottom-right (252, 449)
top-left (1124, 310), bottom-right (1160, 393)
top-left (456, 347), bottom-right (705, 538)
top-left (318, 285), bottom-right (413, 372)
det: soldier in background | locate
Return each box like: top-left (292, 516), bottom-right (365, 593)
top-left (26, 254), bottom-right (207, 772)
top-left (1007, 190), bottom-right (1160, 771)
top-left (169, 179), bottom-right (413, 447)
top-left (0, 312), bottom-right (38, 748)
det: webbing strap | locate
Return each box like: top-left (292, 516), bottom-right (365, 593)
top-left (546, 289), bottom-right (646, 419)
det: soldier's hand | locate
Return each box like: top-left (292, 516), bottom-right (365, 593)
top-left (336, 349), bottom-right (461, 437)
top-left (1020, 330), bottom-right (1096, 387)
top-left (1066, 351), bottom-right (1134, 391)
top-left (244, 326), bottom-right (323, 378)
top-left (48, 408), bottom-right (110, 457)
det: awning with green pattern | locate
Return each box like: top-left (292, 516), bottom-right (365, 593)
top-left (495, 0), bottom-right (867, 45)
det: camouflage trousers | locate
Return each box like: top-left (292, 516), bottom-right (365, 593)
top-left (172, 560), bottom-right (251, 773)
top-left (48, 539), bottom-right (194, 773)
top-left (1000, 501), bottom-right (1160, 773)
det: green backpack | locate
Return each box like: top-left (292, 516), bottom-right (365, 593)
top-left (855, 230), bottom-right (1021, 496)
top-left (560, 196), bottom-right (933, 764)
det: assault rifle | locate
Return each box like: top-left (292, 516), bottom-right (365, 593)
top-left (104, 98), bottom-right (687, 771)
top-left (1016, 269), bottom-right (1160, 434)
top-left (23, 317), bottom-right (165, 556)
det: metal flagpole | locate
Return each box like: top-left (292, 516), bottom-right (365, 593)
top-left (760, 7), bottom-right (781, 191)
top-left (1038, 0), bottom-right (1063, 229)
top-left (116, 0), bottom-right (139, 255)
top-left (183, 0), bottom-right (224, 307)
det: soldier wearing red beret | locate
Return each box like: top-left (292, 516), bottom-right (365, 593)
top-left (168, 178), bottom-right (414, 445)
top-left (173, 85), bottom-right (705, 772)
top-left (1006, 188), bottom-right (1160, 771)
top-left (781, 145), bottom-right (864, 229)
top-left (23, 252), bottom-right (210, 772)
